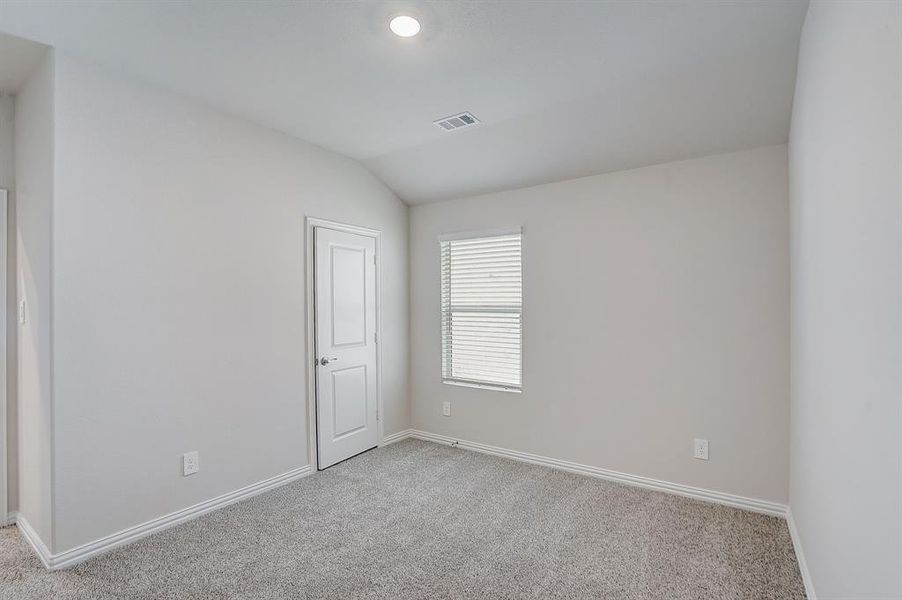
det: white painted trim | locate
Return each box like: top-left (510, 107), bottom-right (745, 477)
top-left (442, 379), bottom-right (522, 394)
top-left (437, 226), bottom-right (522, 242)
top-left (22, 464), bottom-right (313, 570)
top-left (0, 189), bottom-right (7, 524)
top-left (14, 429), bottom-right (794, 571)
top-left (380, 429), bottom-right (413, 446)
top-left (304, 217), bottom-right (384, 471)
top-left (16, 514), bottom-right (51, 569)
top-left (409, 430), bottom-right (788, 517)
top-left (787, 508), bottom-right (816, 599)
top-left (3, 510), bottom-right (17, 526)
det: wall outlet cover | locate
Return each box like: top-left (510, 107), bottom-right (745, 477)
top-left (183, 451), bottom-right (200, 476)
top-left (442, 401), bottom-right (451, 417)
top-left (693, 438), bottom-right (709, 461)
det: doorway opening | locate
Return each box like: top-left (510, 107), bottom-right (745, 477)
top-left (304, 218), bottom-right (383, 470)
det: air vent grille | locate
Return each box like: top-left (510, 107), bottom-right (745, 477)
top-left (434, 112), bottom-right (480, 132)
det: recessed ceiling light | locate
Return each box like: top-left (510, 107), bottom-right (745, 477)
top-left (390, 15), bottom-right (421, 38)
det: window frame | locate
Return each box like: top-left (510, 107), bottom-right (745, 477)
top-left (438, 228), bottom-right (523, 394)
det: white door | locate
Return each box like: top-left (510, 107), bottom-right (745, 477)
top-left (314, 226), bottom-right (379, 469)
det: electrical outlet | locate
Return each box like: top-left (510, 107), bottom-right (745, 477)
top-left (442, 401), bottom-right (451, 417)
top-left (18, 299), bottom-right (26, 324)
top-left (693, 438), bottom-right (709, 461)
top-left (183, 451), bottom-right (199, 476)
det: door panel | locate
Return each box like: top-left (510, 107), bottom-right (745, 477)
top-left (315, 227), bottom-right (378, 469)
top-left (330, 245), bottom-right (367, 347)
top-left (331, 365), bottom-right (368, 438)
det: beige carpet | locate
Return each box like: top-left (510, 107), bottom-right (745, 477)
top-left (0, 439), bottom-right (805, 599)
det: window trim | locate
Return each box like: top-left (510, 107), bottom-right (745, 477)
top-left (439, 227), bottom-right (523, 394)
top-left (437, 227), bottom-right (523, 242)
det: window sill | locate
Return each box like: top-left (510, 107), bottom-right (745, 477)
top-left (442, 379), bottom-right (522, 394)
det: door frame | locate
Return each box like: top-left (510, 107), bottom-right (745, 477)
top-left (0, 190), bottom-right (8, 523)
top-left (304, 217), bottom-right (384, 470)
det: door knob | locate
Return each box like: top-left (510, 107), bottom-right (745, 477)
top-left (319, 356), bottom-right (339, 366)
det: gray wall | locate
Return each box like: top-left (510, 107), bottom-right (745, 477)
top-left (410, 145), bottom-right (790, 504)
top-left (14, 50), bottom-right (54, 546)
top-left (789, 1), bottom-right (902, 597)
top-left (43, 54), bottom-right (409, 553)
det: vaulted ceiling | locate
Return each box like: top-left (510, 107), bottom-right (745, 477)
top-left (0, 32), bottom-right (46, 93)
top-left (0, 1), bottom-right (808, 203)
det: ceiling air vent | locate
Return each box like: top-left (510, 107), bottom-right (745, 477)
top-left (434, 112), bottom-right (480, 132)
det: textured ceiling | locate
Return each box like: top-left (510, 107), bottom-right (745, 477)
top-left (0, 1), bottom-right (807, 203)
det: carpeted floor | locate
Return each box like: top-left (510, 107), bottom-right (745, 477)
top-left (0, 439), bottom-right (805, 599)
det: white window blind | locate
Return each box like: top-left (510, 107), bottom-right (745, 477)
top-left (441, 232), bottom-right (522, 391)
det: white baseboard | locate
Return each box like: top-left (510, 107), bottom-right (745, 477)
top-left (787, 508), bottom-right (816, 599)
top-left (18, 429), bottom-right (792, 570)
top-left (381, 428), bottom-right (414, 446)
top-left (2, 511), bottom-right (16, 526)
top-left (408, 429), bottom-right (788, 518)
top-left (16, 514), bottom-right (51, 569)
top-left (24, 464), bottom-right (313, 570)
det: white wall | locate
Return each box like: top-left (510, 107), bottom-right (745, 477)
top-left (14, 50), bottom-right (54, 545)
top-left (44, 54), bottom-right (408, 553)
top-left (789, 2), bottom-right (902, 597)
top-left (410, 145), bottom-right (790, 503)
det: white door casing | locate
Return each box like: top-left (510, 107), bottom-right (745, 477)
top-left (0, 190), bottom-right (7, 522)
top-left (314, 226), bottom-right (379, 469)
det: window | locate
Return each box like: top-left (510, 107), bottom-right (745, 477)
top-left (440, 230), bottom-right (522, 392)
